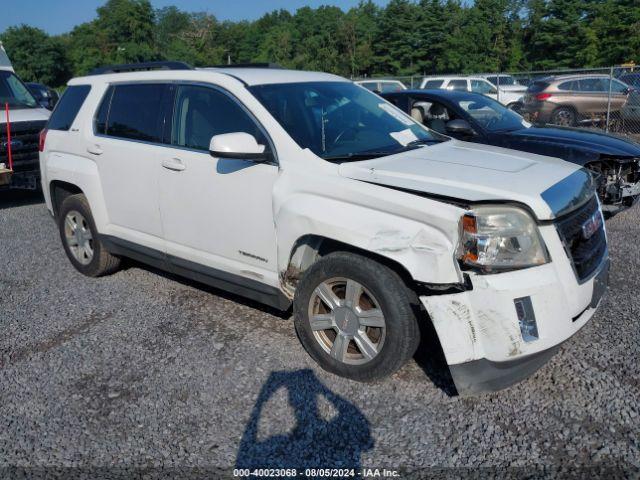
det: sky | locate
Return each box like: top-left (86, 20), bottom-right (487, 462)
top-left (0, 0), bottom-right (390, 35)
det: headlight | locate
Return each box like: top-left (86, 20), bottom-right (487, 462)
top-left (458, 205), bottom-right (549, 271)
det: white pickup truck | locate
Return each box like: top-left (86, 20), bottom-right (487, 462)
top-left (0, 42), bottom-right (50, 189)
top-left (39, 63), bottom-right (609, 394)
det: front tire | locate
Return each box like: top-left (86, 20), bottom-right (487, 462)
top-left (293, 252), bottom-right (420, 382)
top-left (58, 193), bottom-right (121, 277)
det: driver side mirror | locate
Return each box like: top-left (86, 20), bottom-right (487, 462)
top-left (209, 132), bottom-right (270, 162)
top-left (445, 119), bottom-right (475, 136)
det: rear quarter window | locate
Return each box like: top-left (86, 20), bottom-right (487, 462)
top-left (557, 81), bottom-right (577, 91)
top-left (46, 85), bottom-right (91, 131)
top-left (527, 81), bottom-right (550, 93)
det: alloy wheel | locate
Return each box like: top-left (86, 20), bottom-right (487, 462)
top-left (308, 277), bottom-right (386, 365)
top-left (64, 210), bottom-right (94, 265)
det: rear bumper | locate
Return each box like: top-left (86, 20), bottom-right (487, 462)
top-left (522, 102), bottom-right (554, 123)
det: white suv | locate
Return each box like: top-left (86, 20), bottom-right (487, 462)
top-left (420, 76), bottom-right (525, 111)
top-left (40, 62), bottom-right (609, 394)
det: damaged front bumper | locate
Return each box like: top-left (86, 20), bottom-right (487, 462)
top-left (420, 224), bottom-right (610, 395)
top-left (601, 180), bottom-right (640, 216)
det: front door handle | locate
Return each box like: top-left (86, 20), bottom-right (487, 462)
top-left (162, 158), bottom-right (186, 172)
top-left (87, 144), bottom-right (103, 155)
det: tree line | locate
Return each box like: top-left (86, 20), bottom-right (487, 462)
top-left (1, 0), bottom-right (638, 88)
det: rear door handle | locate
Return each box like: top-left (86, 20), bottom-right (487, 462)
top-left (87, 144), bottom-right (103, 155)
top-left (162, 158), bottom-right (186, 172)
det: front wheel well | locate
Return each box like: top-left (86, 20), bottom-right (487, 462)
top-left (50, 181), bottom-right (83, 218)
top-left (281, 234), bottom-right (417, 298)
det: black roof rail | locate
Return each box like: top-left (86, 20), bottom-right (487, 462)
top-left (88, 61), bottom-right (193, 76)
top-left (209, 63), bottom-right (284, 69)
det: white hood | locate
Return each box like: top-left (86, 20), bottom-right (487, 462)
top-left (0, 107), bottom-right (50, 124)
top-left (339, 140), bottom-right (585, 221)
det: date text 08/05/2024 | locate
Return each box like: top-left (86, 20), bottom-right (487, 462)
top-left (232, 468), bottom-right (400, 477)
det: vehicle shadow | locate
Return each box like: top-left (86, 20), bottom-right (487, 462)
top-left (236, 369), bottom-right (374, 470)
top-left (129, 261), bottom-right (458, 395)
top-left (412, 303), bottom-right (459, 397)
top-left (0, 189), bottom-right (44, 209)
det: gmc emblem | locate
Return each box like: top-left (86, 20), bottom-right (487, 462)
top-left (581, 211), bottom-right (603, 240)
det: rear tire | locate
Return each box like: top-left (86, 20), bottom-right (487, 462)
top-left (293, 252), bottom-right (420, 382)
top-left (58, 193), bottom-right (121, 277)
top-left (551, 106), bottom-right (576, 126)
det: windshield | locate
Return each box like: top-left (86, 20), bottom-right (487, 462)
top-left (0, 71), bottom-right (38, 109)
top-left (249, 81), bottom-right (441, 160)
top-left (456, 95), bottom-right (529, 132)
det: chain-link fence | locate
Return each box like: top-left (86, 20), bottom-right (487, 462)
top-left (355, 65), bottom-right (640, 140)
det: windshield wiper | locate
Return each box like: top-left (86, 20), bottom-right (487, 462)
top-left (389, 138), bottom-right (446, 154)
top-left (322, 152), bottom-right (391, 162)
top-left (322, 138), bottom-right (446, 162)
top-left (406, 138), bottom-right (446, 146)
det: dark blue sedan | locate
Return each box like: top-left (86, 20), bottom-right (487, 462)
top-left (382, 89), bottom-right (640, 216)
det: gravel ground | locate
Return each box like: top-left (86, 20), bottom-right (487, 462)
top-left (0, 191), bottom-right (638, 478)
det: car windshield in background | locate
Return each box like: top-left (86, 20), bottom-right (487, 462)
top-left (0, 71), bottom-right (38, 109)
top-left (379, 82), bottom-right (405, 93)
top-left (457, 95), bottom-right (527, 132)
top-left (250, 81), bottom-right (441, 161)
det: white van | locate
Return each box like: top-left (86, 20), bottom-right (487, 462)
top-left (0, 42), bottom-right (50, 189)
top-left (40, 63), bottom-right (609, 393)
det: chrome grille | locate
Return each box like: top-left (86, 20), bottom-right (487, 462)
top-left (554, 196), bottom-right (607, 281)
top-left (0, 120), bottom-right (46, 173)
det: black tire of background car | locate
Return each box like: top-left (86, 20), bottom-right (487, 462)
top-left (551, 106), bottom-right (577, 127)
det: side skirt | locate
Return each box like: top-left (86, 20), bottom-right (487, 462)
top-left (100, 235), bottom-right (291, 311)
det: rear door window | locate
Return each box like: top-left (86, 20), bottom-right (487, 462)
top-left (96, 83), bottom-right (167, 143)
top-left (578, 78), bottom-right (606, 92)
top-left (47, 85), bottom-right (91, 131)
